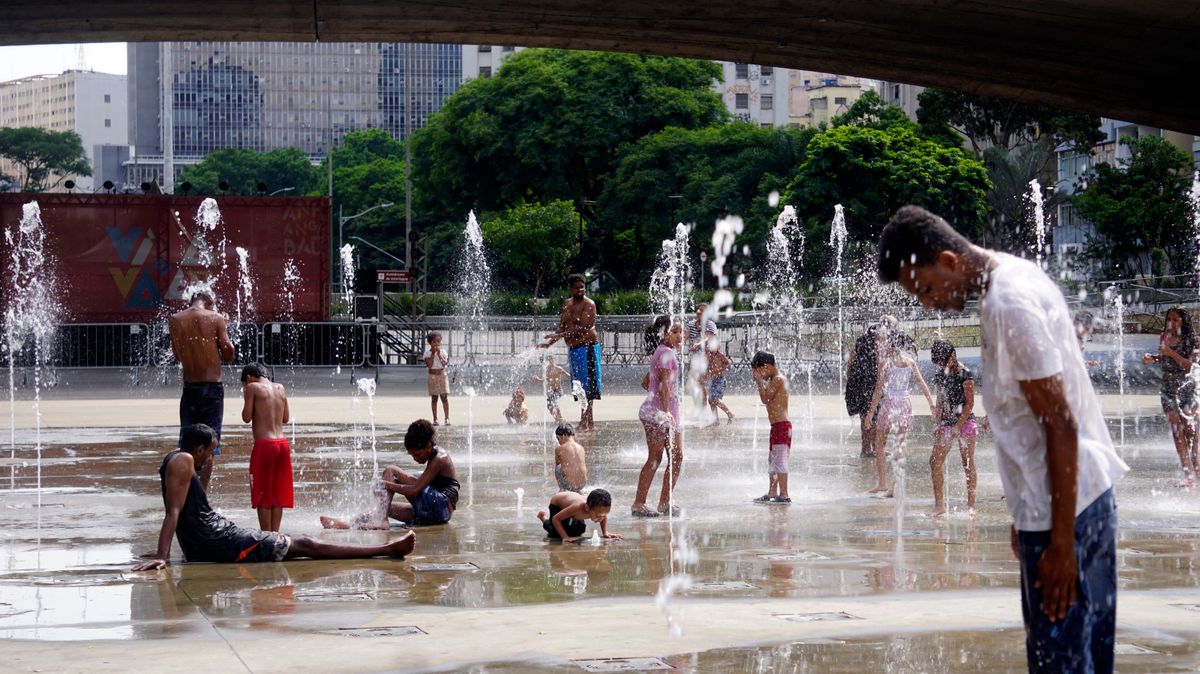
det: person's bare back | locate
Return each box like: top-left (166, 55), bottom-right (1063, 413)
top-left (241, 376), bottom-right (289, 440)
top-left (555, 437), bottom-right (587, 491)
top-left (169, 296), bottom-right (234, 382)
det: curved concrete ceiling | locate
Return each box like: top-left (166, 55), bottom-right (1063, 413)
top-left (3, 1), bottom-right (1198, 133)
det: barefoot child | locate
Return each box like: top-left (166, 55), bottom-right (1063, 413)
top-left (240, 363), bottom-right (292, 532)
top-left (751, 351), bottom-right (791, 503)
top-left (865, 331), bottom-right (934, 495)
top-left (320, 419), bottom-right (459, 529)
top-left (532, 356), bottom-right (570, 421)
top-left (537, 489), bottom-right (621, 542)
top-left (554, 423), bottom-right (587, 492)
top-left (930, 339), bottom-right (979, 516)
top-left (700, 343), bottom-right (735, 425)
top-left (424, 332), bottom-right (450, 425)
top-left (504, 387), bottom-right (530, 424)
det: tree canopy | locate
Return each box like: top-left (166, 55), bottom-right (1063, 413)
top-left (175, 147), bottom-right (322, 196)
top-left (481, 200), bottom-right (580, 297)
top-left (916, 88), bottom-right (1104, 154)
top-left (0, 127), bottom-right (91, 192)
top-left (1072, 136), bottom-right (1197, 277)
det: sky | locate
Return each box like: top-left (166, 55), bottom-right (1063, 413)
top-left (0, 43), bottom-right (127, 82)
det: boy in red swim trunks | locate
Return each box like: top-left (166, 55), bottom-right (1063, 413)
top-left (752, 351), bottom-right (792, 504)
top-left (241, 363), bottom-right (292, 532)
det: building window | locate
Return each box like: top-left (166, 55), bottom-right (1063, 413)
top-left (735, 63), bottom-right (749, 79)
top-left (478, 45), bottom-right (492, 52)
top-left (479, 66), bottom-right (492, 78)
top-left (892, 84), bottom-right (901, 99)
top-left (761, 94), bottom-right (773, 110)
top-left (761, 66), bottom-right (773, 77)
top-left (104, 94), bottom-right (111, 103)
top-left (834, 97), bottom-right (847, 105)
top-left (735, 93), bottom-right (749, 109)
top-left (761, 122), bottom-right (772, 128)
top-left (105, 118), bottom-right (111, 127)
top-left (503, 46), bottom-right (515, 52)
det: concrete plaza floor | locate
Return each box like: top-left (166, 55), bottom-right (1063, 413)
top-left (2, 386), bottom-right (1199, 673)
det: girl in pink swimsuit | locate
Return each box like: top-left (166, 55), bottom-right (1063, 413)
top-left (632, 315), bottom-right (684, 517)
top-left (866, 331), bottom-right (933, 494)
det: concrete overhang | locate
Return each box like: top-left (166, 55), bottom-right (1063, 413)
top-left (2, 1), bottom-right (1198, 133)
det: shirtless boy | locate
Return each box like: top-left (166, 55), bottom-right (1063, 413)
top-left (541, 274), bottom-right (601, 431)
top-left (133, 424), bottom-right (414, 571)
top-left (321, 419), bottom-right (460, 529)
top-left (554, 423), bottom-right (587, 492)
top-left (532, 356), bottom-right (570, 421)
top-left (700, 340), bottom-right (735, 425)
top-left (241, 363), bottom-right (291, 532)
top-left (537, 489), bottom-right (621, 543)
top-left (504, 387), bottom-right (530, 424)
top-left (168, 288), bottom-right (235, 491)
top-left (752, 351), bottom-right (791, 504)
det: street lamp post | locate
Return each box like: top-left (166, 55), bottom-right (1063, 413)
top-left (339, 202), bottom-right (395, 292)
top-left (699, 250), bottom-right (707, 292)
top-left (270, 187), bottom-right (295, 196)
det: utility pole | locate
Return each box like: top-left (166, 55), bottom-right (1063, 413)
top-left (404, 42), bottom-right (414, 284)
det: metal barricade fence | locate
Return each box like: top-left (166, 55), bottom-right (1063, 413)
top-left (52, 323), bottom-right (152, 367)
top-left (260, 322), bottom-right (369, 368)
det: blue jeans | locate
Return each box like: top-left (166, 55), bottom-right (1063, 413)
top-left (1018, 488), bottom-right (1117, 674)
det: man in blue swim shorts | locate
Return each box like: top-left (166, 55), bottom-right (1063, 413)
top-left (541, 273), bottom-right (602, 431)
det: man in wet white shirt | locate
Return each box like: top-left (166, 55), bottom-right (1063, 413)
top-left (877, 205), bottom-right (1128, 674)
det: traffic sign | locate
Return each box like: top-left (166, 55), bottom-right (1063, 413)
top-left (376, 269), bottom-right (410, 284)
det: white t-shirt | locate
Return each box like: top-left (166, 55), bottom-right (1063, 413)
top-left (980, 253), bottom-right (1128, 531)
top-left (423, 347), bottom-right (447, 372)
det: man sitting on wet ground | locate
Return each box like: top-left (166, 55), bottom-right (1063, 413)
top-left (321, 419), bottom-right (460, 530)
top-left (537, 489), bottom-right (621, 543)
top-left (133, 424), bottom-right (414, 571)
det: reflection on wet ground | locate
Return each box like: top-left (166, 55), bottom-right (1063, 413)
top-left (3, 411), bottom-right (1200, 670)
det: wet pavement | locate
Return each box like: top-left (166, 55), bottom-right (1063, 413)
top-left (2, 394), bottom-right (1200, 672)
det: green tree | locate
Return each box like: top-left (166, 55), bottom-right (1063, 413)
top-left (1071, 136), bottom-right (1196, 277)
top-left (916, 88), bottom-right (1104, 155)
top-left (784, 122), bottom-right (991, 278)
top-left (481, 200), bottom-right (580, 297)
top-left (0, 127), bottom-right (91, 192)
top-left (601, 123), bottom-right (814, 285)
top-left (411, 49), bottom-right (727, 237)
top-left (176, 147), bottom-right (321, 196)
top-left (321, 130), bottom-right (410, 269)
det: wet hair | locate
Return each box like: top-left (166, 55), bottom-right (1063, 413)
top-left (586, 488), bottom-right (612, 509)
top-left (180, 423), bottom-right (215, 452)
top-left (1073, 311), bottom-right (1094, 329)
top-left (877, 206), bottom-right (974, 283)
top-left (751, 351), bottom-right (775, 368)
top-left (555, 423), bottom-right (575, 437)
top-left (240, 362), bottom-right (268, 383)
top-left (889, 331), bottom-right (917, 356)
top-left (405, 419), bottom-right (436, 450)
top-left (188, 288), bottom-right (214, 305)
top-left (426, 331), bottom-right (441, 345)
top-left (1166, 307), bottom-right (1196, 348)
top-left (930, 339), bottom-right (956, 367)
top-left (567, 273), bottom-right (586, 287)
top-left (644, 314), bottom-right (671, 355)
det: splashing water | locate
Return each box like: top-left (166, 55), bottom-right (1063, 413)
top-left (339, 244), bottom-right (356, 314)
top-left (514, 487), bottom-right (525, 511)
top-left (234, 247), bottom-right (255, 359)
top-left (1191, 172), bottom-right (1200, 301)
top-left (829, 205), bottom-right (848, 401)
top-left (1028, 179), bottom-right (1046, 268)
top-left (356, 378), bottom-right (379, 475)
top-left (282, 259), bottom-right (302, 370)
top-left (1107, 288), bottom-right (1127, 447)
top-left (5, 201), bottom-right (61, 509)
top-left (571, 379), bottom-right (589, 413)
top-left (455, 212), bottom-right (493, 460)
top-left (654, 512), bottom-right (697, 637)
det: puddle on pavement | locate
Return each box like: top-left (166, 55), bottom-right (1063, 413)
top-left (2, 414), bottom-right (1200, 663)
top-left (322, 625), bottom-right (425, 637)
top-left (774, 612), bottom-right (861, 622)
top-left (573, 657), bottom-right (674, 672)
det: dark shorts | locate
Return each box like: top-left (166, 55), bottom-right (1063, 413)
top-left (412, 485), bottom-right (453, 525)
top-left (1161, 373), bottom-right (1196, 414)
top-left (543, 503), bottom-right (586, 539)
top-left (568, 343), bottom-right (602, 401)
top-left (708, 376), bottom-right (727, 402)
top-left (186, 530), bottom-right (291, 564)
top-left (547, 387), bottom-right (563, 408)
top-left (179, 382), bottom-right (224, 455)
top-left (1018, 489), bottom-right (1117, 674)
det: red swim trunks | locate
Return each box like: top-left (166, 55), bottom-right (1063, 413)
top-left (768, 420), bottom-right (792, 475)
top-left (249, 437), bottom-right (294, 509)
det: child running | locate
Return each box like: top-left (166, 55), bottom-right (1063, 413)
top-left (424, 332), bottom-right (450, 425)
top-left (751, 351), bottom-right (791, 504)
top-left (537, 489), bottom-right (621, 542)
top-left (504, 387), bottom-right (530, 424)
top-left (240, 363), bottom-right (292, 532)
top-left (866, 331), bottom-right (934, 495)
top-left (532, 356), bottom-right (570, 421)
top-left (554, 423), bottom-right (587, 492)
top-left (930, 340), bottom-right (979, 516)
top-left (320, 419), bottom-right (459, 529)
top-left (700, 337), bottom-right (736, 426)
